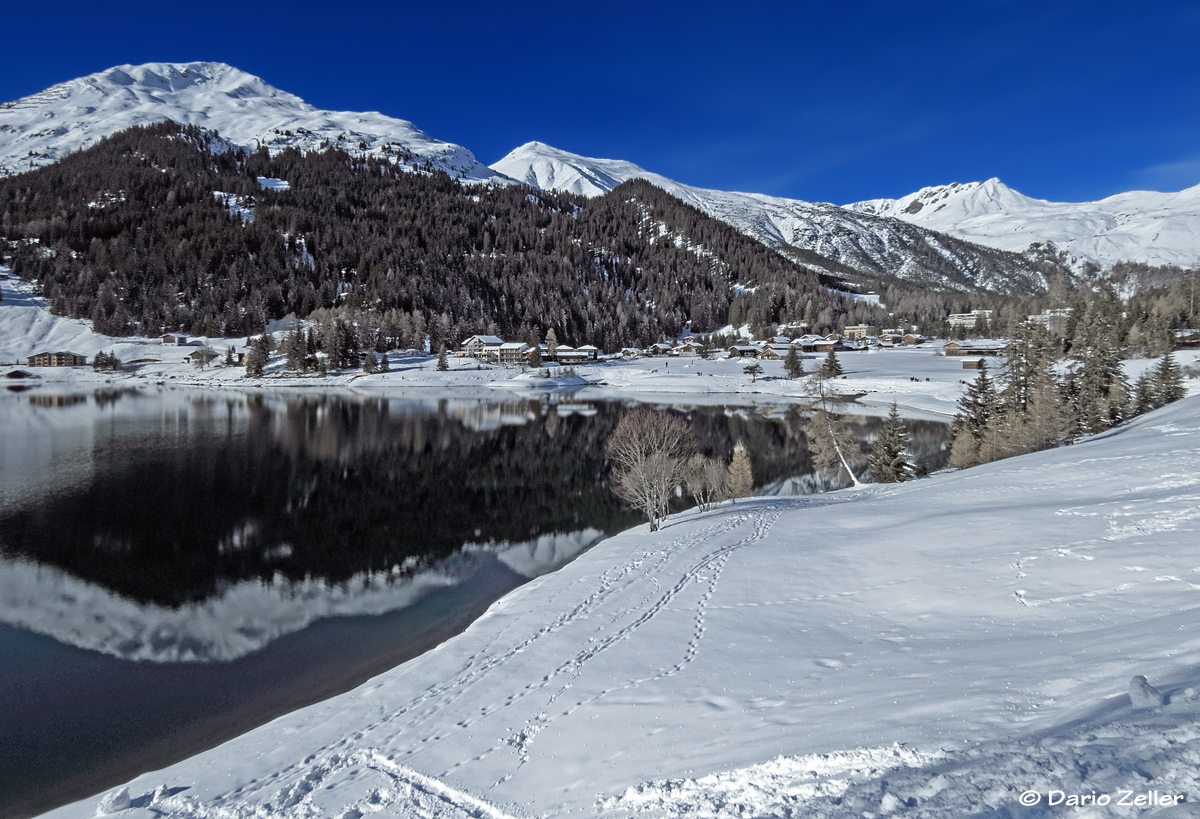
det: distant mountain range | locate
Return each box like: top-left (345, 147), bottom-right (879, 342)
top-left (3, 61), bottom-right (1198, 295)
top-left (847, 178), bottom-right (1200, 271)
top-left (492, 142), bottom-right (1051, 294)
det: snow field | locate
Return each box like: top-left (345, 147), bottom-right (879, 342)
top-left (35, 394), bottom-right (1200, 819)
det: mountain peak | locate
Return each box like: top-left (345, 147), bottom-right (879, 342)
top-left (0, 61), bottom-right (506, 183)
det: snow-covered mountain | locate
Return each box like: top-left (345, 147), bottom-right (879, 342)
top-left (493, 142), bottom-right (1052, 294)
top-left (848, 178), bottom-right (1200, 270)
top-left (0, 61), bottom-right (508, 183)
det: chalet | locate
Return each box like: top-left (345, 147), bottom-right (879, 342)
top-left (1175, 328), bottom-right (1200, 348)
top-left (648, 342), bottom-right (675, 356)
top-left (27, 351), bottom-right (87, 367)
top-left (186, 348), bottom-right (220, 365)
top-left (902, 333), bottom-right (928, 346)
top-left (880, 329), bottom-right (906, 345)
top-left (757, 344), bottom-right (792, 360)
top-left (728, 345), bottom-right (761, 358)
top-left (555, 345), bottom-right (599, 364)
top-left (461, 335), bottom-right (504, 359)
top-left (843, 324), bottom-right (879, 341)
top-left (498, 342), bottom-right (530, 364)
top-left (620, 347), bottom-right (644, 359)
top-left (812, 337), bottom-right (840, 353)
top-left (961, 357), bottom-right (986, 370)
top-left (672, 341), bottom-right (703, 357)
top-left (943, 340), bottom-right (1004, 357)
top-left (4, 369), bottom-right (36, 379)
top-left (162, 333), bottom-right (188, 346)
top-left (792, 334), bottom-right (829, 351)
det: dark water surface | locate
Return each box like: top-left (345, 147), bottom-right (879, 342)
top-left (0, 387), bottom-right (948, 816)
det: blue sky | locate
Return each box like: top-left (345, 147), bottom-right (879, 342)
top-left (5, 0), bottom-right (1198, 204)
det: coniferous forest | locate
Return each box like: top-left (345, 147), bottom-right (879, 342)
top-left (0, 121), bottom-right (887, 350)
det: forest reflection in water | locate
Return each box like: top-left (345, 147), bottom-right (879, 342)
top-left (1, 388), bottom-right (949, 613)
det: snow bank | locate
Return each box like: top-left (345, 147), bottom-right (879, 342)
top-left (38, 395), bottom-right (1200, 818)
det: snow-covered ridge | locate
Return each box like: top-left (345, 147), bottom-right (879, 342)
top-left (848, 178), bottom-right (1200, 270)
top-left (0, 62), bottom-right (509, 183)
top-left (493, 142), bottom-right (1050, 294)
top-left (0, 530), bottom-right (603, 663)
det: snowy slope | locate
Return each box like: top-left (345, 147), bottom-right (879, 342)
top-left (0, 62), bottom-right (508, 183)
top-left (40, 395), bottom-right (1200, 819)
top-left (494, 143), bottom-right (1051, 294)
top-left (849, 178), bottom-right (1200, 270)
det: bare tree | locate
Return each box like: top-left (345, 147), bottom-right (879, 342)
top-left (802, 371), bottom-right (862, 486)
top-left (606, 409), bottom-right (695, 531)
top-left (685, 454), bottom-right (729, 512)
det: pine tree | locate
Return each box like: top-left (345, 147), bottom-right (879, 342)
top-left (1152, 352), bottom-right (1185, 405)
top-left (244, 335), bottom-right (271, 378)
top-left (379, 352), bottom-right (390, 372)
top-left (949, 362), bottom-right (1001, 467)
top-left (868, 403), bottom-right (915, 483)
top-left (820, 348), bottom-right (843, 378)
top-left (528, 344), bottom-right (542, 368)
top-left (1069, 286), bottom-right (1125, 434)
top-left (437, 344), bottom-right (449, 371)
top-left (783, 346), bottom-right (804, 379)
top-left (362, 351), bottom-right (377, 373)
top-left (727, 440), bottom-right (753, 499)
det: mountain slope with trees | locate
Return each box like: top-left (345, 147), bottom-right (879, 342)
top-left (0, 122), bottom-right (893, 349)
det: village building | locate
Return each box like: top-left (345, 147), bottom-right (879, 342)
top-left (842, 324), bottom-right (880, 341)
top-left (4, 369), bottom-right (36, 379)
top-left (620, 347), bottom-right (644, 358)
top-left (672, 341), bottom-right (703, 357)
top-left (943, 340), bottom-right (1004, 357)
top-left (757, 343), bottom-right (793, 360)
top-left (960, 357), bottom-right (986, 370)
top-left (1026, 309), bottom-right (1072, 335)
top-left (162, 333), bottom-right (188, 346)
top-left (728, 345), bottom-right (761, 358)
top-left (792, 334), bottom-right (829, 352)
top-left (555, 345), bottom-right (599, 364)
top-left (461, 335), bottom-right (504, 359)
top-left (498, 342), bottom-right (530, 364)
top-left (947, 310), bottom-right (993, 330)
top-left (1174, 328), bottom-right (1200, 348)
top-left (902, 333), bottom-right (928, 346)
top-left (27, 351), bottom-right (88, 367)
top-left (648, 342), bottom-right (675, 356)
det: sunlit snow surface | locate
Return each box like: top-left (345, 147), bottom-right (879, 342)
top-left (35, 394), bottom-right (1200, 818)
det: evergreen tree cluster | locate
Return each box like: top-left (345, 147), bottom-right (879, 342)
top-left (949, 307), bottom-right (1189, 470)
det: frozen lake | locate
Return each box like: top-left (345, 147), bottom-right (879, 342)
top-left (0, 386), bottom-right (948, 816)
